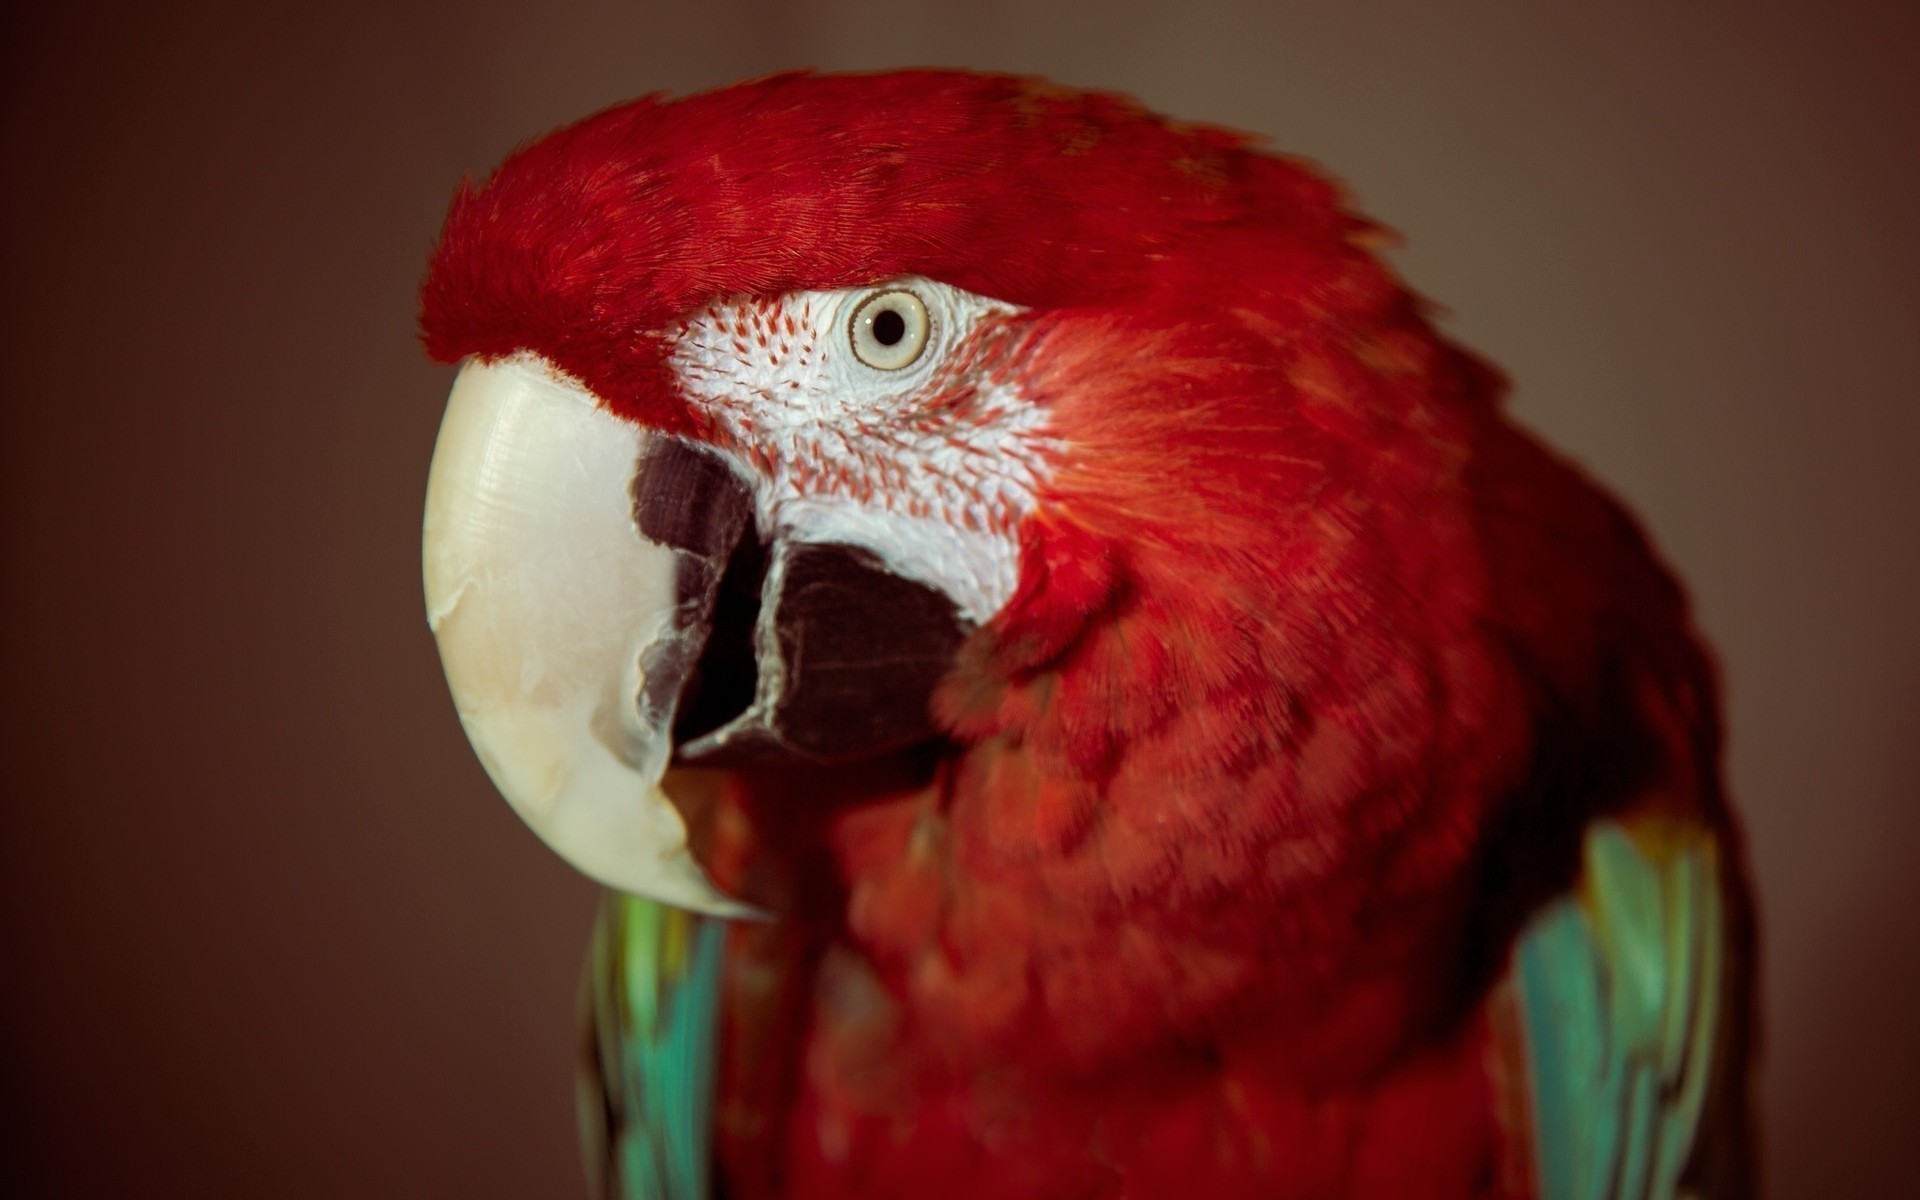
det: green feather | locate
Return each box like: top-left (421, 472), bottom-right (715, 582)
top-left (578, 892), bottom-right (725, 1200)
top-left (1514, 819), bottom-right (1724, 1200)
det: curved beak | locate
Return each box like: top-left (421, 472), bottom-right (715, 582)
top-left (422, 355), bottom-right (755, 916)
top-left (423, 354), bottom-right (973, 917)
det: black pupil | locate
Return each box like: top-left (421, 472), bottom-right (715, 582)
top-left (872, 307), bottom-right (906, 347)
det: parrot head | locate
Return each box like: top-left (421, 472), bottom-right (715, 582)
top-left (419, 71), bottom-right (1539, 939)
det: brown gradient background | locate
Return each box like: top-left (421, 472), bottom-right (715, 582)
top-left (2, 1), bottom-right (1914, 1194)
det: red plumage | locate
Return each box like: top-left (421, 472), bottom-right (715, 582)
top-left (422, 70), bottom-right (1366, 434)
top-left (422, 71), bottom-right (1753, 1197)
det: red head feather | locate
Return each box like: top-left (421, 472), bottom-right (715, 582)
top-left (420, 70), bottom-right (1388, 433)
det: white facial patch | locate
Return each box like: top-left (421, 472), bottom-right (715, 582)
top-left (666, 277), bottom-right (1058, 623)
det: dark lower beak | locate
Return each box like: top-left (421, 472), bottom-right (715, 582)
top-left (633, 439), bottom-right (971, 769)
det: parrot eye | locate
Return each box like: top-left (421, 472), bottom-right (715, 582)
top-left (848, 288), bottom-right (931, 371)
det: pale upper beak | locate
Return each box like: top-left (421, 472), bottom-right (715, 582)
top-left (422, 355), bottom-right (756, 915)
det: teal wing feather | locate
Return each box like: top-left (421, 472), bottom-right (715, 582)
top-left (578, 892), bottom-right (726, 1200)
top-left (1512, 819), bottom-right (1733, 1200)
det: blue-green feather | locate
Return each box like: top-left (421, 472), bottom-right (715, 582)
top-left (579, 892), bottom-right (725, 1200)
top-left (1513, 820), bottom-right (1725, 1200)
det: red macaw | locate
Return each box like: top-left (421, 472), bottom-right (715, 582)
top-left (418, 70), bottom-right (1756, 1199)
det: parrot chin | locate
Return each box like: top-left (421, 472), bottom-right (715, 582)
top-left (422, 354), bottom-right (970, 916)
